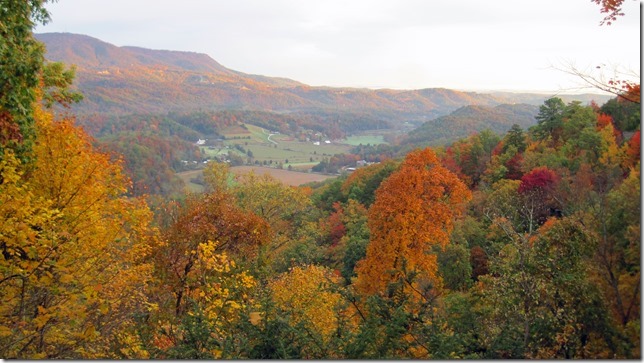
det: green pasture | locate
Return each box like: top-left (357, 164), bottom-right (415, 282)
top-left (342, 135), bottom-right (388, 146)
top-left (214, 123), bottom-right (352, 165)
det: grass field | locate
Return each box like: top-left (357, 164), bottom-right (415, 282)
top-left (342, 135), bottom-right (388, 146)
top-left (177, 166), bottom-right (336, 192)
top-left (230, 166), bottom-right (336, 186)
top-left (176, 169), bottom-right (206, 193)
top-left (209, 123), bottom-right (352, 166)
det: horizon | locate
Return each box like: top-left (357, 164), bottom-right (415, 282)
top-left (35, 31), bottom-right (618, 99)
top-left (36, 1), bottom-right (639, 94)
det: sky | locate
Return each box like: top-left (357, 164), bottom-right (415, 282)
top-left (36, 0), bottom-right (640, 93)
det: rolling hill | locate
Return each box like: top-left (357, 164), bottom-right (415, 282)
top-left (405, 103), bottom-right (540, 146)
top-left (35, 32), bottom-right (609, 128)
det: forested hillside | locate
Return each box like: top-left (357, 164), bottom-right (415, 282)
top-left (37, 32), bottom-right (609, 122)
top-left (405, 103), bottom-right (540, 146)
top-left (1, 2), bottom-right (640, 360)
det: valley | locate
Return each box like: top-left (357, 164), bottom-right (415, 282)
top-left (35, 32), bottom-right (612, 197)
top-left (180, 123), bottom-right (386, 192)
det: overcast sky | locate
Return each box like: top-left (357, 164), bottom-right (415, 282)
top-left (36, 0), bottom-right (640, 93)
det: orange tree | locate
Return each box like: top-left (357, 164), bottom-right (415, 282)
top-left (354, 148), bottom-right (471, 298)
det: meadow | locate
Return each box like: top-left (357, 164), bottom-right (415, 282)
top-left (180, 123), bottom-right (352, 191)
top-left (201, 123), bottom-right (354, 169)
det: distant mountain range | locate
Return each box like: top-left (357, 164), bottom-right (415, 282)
top-left (35, 32), bottom-right (610, 126)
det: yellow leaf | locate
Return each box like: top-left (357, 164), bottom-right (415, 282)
top-left (99, 302), bottom-right (109, 315)
top-left (249, 312), bottom-right (262, 326)
top-left (84, 324), bottom-right (96, 338)
top-left (0, 325), bottom-right (13, 338)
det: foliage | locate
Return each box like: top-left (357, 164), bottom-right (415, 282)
top-left (406, 104), bottom-right (538, 146)
top-left (593, 0), bottom-right (627, 25)
top-left (354, 148), bottom-right (471, 297)
top-left (0, 0), bottom-right (51, 161)
top-left (153, 241), bottom-right (257, 359)
top-left (340, 159), bottom-right (399, 207)
top-left (0, 109), bottom-right (155, 358)
top-left (269, 265), bottom-right (344, 356)
top-left (234, 170), bottom-right (312, 237)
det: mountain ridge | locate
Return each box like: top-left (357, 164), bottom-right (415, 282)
top-left (35, 32), bottom-right (611, 123)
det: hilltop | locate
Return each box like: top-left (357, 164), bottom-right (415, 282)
top-left (35, 32), bottom-right (609, 124)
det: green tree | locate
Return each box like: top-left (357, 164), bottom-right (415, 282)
top-left (532, 97), bottom-right (566, 144)
top-left (481, 215), bottom-right (614, 358)
top-left (436, 243), bottom-right (472, 291)
top-left (503, 124), bottom-right (527, 153)
top-left (0, 1), bottom-right (82, 162)
top-left (0, 0), bottom-right (49, 160)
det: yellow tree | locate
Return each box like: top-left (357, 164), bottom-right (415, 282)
top-left (150, 240), bottom-right (259, 359)
top-left (153, 190), bottom-right (270, 318)
top-left (269, 265), bottom-right (344, 357)
top-left (0, 108), bottom-right (155, 358)
top-left (354, 148), bottom-right (471, 297)
top-left (234, 170), bottom-right (311, 241)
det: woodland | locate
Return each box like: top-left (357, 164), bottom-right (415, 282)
top-left (0, 0), bottom-right (641, 359)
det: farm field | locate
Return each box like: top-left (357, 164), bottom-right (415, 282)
top-left (343, 134), bottom-right (388, 146)
top-left (177, 165), bottom-right (336, 192)
top-left (202, 124), bottom-right (353, 167)
top-left (230, 166), bottom-right (337, 186)
top-left (176, 169), bottom-right (206, 193)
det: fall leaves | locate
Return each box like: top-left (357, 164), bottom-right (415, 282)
top-left (354, 148), bottom-right (471, 297)
top-left (0, 107), bottom-right (155, 358)
top-left (1, 90), bottom-right (641, 359)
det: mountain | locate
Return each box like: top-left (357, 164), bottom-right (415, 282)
top-left (37, 33), bottom-right (229, 74)
top-left (35, 32), bottom-right (611, 128)
top-left (405, 103), bottom-right (540, 146)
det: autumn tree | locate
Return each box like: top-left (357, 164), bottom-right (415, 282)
top-left (589, 163), bottom-right (641, 357)
top-left (621, 130), bottom-right (640, 170)
top-left (0, 109), bottom-right (156, 359)
top-left (151, 241), bottom-right (259, 359)
top-left (268, 265), bottom-right (345, 358)
top-left (481, 215), bottom-right (614, 358)
top-left (354, 148), bottom-right (471, 297)
top-left (233, 170), bottom-right (312, 243)
top-left (517, 166), bottom-right (560, 232)
top-left (152, 190), bottom-right (270, 317)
